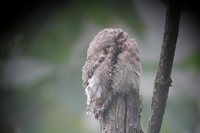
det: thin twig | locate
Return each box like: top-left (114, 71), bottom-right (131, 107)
top-left (147, 0), bottom-right (181, 133)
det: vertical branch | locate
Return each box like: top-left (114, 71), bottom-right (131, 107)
top-left (100, 91), bottom-right (143, 133)
top-left (147, 0), bottom-right (181, 133)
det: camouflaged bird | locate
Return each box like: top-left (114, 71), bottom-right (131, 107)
top-left (82, 28), bottom-right (141, 120)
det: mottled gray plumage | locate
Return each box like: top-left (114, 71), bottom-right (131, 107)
top-left (82, 28), bottom-right (141, 120)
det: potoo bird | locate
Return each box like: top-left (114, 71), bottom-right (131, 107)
top-left (82, 28), bottom-right (141, 120)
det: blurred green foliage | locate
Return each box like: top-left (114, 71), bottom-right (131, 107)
top-left (0, 0), bottom-right (200, 133)
top-left (19, 0), bottom-right (145, 63)
top-left (184, 49), bottom-right (200, 69)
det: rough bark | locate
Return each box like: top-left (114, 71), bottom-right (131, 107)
top-left (147, 0), bottom-right (181, 133)
top-left (100, 90), bottom-right (143, 133)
